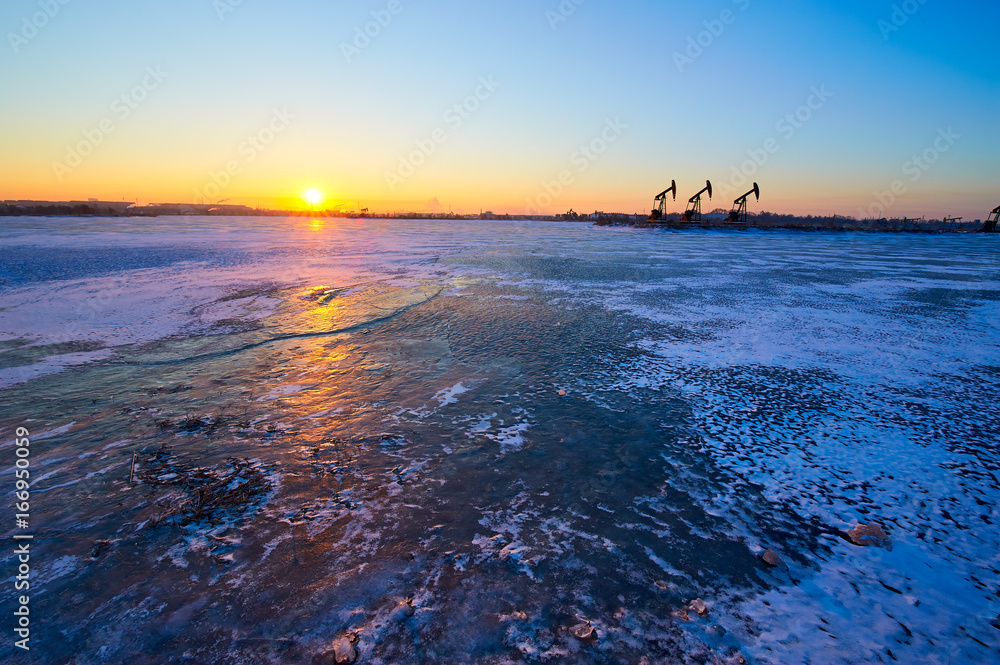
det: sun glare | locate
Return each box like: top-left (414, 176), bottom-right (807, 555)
top-left (304, 189), bottom-right (324, 207)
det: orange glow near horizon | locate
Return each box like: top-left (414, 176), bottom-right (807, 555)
top-left (1, 171), bottom-right (995, 222)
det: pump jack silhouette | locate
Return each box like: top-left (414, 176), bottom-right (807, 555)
top-left (984, 205), bottom-right (1000, 232)
top-left (728, 183), bottom-right (760, 224)
top-left (649, 181), bottom-right (677, 221)
top-left (683, 181), bottom-right (712, 222)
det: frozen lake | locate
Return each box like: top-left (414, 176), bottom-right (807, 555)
top-left (1, 217), bottom-right (999, 664)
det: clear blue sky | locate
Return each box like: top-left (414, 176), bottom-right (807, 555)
top-left (1, 0), bottom-right (997, 218)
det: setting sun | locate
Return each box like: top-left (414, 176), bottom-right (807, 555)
top-left (304, 189), bottom-right (324, 207)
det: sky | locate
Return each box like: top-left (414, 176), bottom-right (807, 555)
top-left (0, 0), bottom-right (998, 219)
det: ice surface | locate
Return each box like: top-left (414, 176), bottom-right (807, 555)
top-left (1, 217), bottom-right (998, 665)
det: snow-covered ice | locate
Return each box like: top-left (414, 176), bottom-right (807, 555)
top-left (1, 217), bottom-right (997, 664)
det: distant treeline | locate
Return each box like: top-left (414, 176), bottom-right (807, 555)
top-left (597, 211), bottom-right (986, 233)
top-left (0, 204), bottom-right (130, 217)
top-left (0, 203), bottom-right (990, 232)
top-left (751, 211), bottom-right (982, 232)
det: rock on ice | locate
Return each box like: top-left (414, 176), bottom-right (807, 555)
top-left (761, 548), bottom-right (784, 567)
top-left (331, 635), bottom-right (358, 664)
top-left (570, 622), bottom-right (597, 642)
top-left (847, 523), bottom-right (893, 550)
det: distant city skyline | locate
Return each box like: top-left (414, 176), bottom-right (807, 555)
top-left (1, 0), bottom-right (997, 220)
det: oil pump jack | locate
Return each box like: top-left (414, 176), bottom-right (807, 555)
top-left (728, 182), bottom-right (760, 224)
top-left (683, 180), bottom-right (712, 222)
top-left (649, 180), bottom-right (677, 221)
top-left (985, 205), bottom-right (1000, 233)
